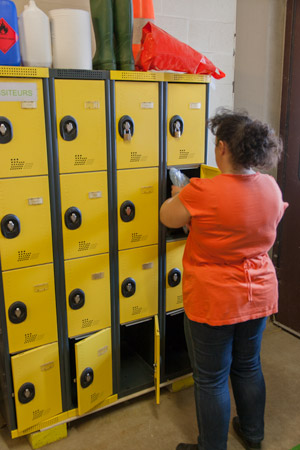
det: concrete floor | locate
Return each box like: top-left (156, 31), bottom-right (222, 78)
top-left (1, 320), bottom-right (300, 450)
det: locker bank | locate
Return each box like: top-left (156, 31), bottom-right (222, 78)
top-left (0, 66), bottom-right (213, 438)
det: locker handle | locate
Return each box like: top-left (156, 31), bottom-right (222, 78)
top-left (168, 268), bottom-right (181, 287)
top-left (169, 115), bottom-right (184, 138)
top-left (1, 214), bottom-right (20, 239)
top-left (8, 301), bottom-right (27, 324)
top-left (18, 382), bottom-right (35, 404)
top-left (121, 277), bottom-right (136, 298)
top-left (65, 207), bottom-right (82, 230)
top-left (69, 289), bottom-right (85, 310)
top-left (80, 367), bottom-right (94, 388)
top-left (0, 117), bottom-right (13, 144)
top-left (120, 200), bottom-right (135, 222)
top-left (118, 115), bottom-right (134, 141)
top-left (60, 115), bottom-right (78, 141)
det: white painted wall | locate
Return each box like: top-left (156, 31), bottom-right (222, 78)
top-left (153, 0), bottom-right (237, 165)
top-left (234, 0), bottom-right (287, 134)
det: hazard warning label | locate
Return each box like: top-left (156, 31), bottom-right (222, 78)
top-left (0, 18), bottom-right (18, 54)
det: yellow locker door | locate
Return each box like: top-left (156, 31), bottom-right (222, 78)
top-left (200, 164), bottom-right (221, 179)
top-left (117, 167), bottom-right (159, 250)
top-left (54, 79), bottom-right (107, 173)
top-left (166, 240), bottom-right (186, 312)
top-left (119, 245), bottom-right (158, 323)
top-left (3, 263), bottom-right (57, 354)
top-left (167, 83), bottom-right (206, 166)
top-left (65, 254), bottom-right (111, 338)
top-left (60, 171), bottom-right (109, 259)
top-left (11, 342), bottom-right (62, 432)
top-left (0, 176), bottom-right (53, 270)
top-left (75, 327), bottom-right (113, 415)
top-left (0, 78), bottom-right (48, 178)
top-left (154, 315), bottom-right (160, 405)
top-left (115, 81), bottom-right (159, 169)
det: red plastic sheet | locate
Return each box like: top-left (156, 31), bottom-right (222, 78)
top-left (135, 22), bottom-right (226, 79)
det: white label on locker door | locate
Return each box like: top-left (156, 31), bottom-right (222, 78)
top-left (189, 102), bottom-right (201, 109)
top-left (28, 197), bottom-right (43, 205)
top-left (0, 82), bottom-right (38, 101)
top-left (85, 101), bottom-right (100, 109)
top-left (88, 191), bottom-right (102, 199)
top-left (140, 102), bottom-right (154, 109)
top-left (21, 101), bottom-right (37, 109)
top-left (97, 345), bottom-right (108, 357)
top-left (142, 262), bottom-right (154, 270)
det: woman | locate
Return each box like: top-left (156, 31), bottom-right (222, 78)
top-left (160, 109), bottom-right (288, 450)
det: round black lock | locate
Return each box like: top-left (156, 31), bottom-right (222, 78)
top-left (118, 115), bottom-right (134, 140)
top-left (8, 301), bottom-right (27, 324)
top-left (0, 117), bottom-right (13, 144)
top-left (169, 115), bottom-right (184, 138)
top-left (60, 115), bottom-right (78, 141)
top-left (69, 289), bottom-right (85, 310)
top-left (18, 382), bottom-right (35, 404)
top-left (64, 207), bottom-right (82, 230)
top-left (1, 214), bottom-right (20, 239)
top-left (120, 201), bottom-right (135, 222)
top-left (168, 268), bottom-right (181, 287)
top-left (80, 367), bottom-right (94, 389)
top-left (121, 277), bottom-right (136, 298)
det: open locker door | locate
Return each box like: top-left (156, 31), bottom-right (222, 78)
top-left (154, 315), bottom-right (160, 405)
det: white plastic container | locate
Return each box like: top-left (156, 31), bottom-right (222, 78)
top-left (18, 0), bottom-right (52, 68)
top-left (49, 9), bottom-right (92, 70)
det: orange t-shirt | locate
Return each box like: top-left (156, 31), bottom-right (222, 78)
top-left (178, 172), bottom-right (288, 326)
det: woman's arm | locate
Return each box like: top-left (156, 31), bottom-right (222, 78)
top-left (160, 190), bottom-right (191, 228)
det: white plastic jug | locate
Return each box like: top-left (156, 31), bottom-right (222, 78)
top-left (18, 0), bottom-right (52, 68)
top-left (49, 9), bottom-right (92, 70)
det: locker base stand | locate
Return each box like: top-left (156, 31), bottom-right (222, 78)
top-left (167, 375), bottom-right (194, 393)
top-left (27, 423), bottom-right (67, 449)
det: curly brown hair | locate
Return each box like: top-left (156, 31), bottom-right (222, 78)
top-left (207, 109), bottom-right (283, 169)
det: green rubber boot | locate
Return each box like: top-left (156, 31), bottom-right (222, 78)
top-left (90, 0), bottom-right (116, 70)
top-left (113, 0), bottom-right (135, 71)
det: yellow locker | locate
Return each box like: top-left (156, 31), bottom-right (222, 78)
top-left (65, 254), bottom-right (111, 338)
top-left (0, 78), bottom-right (48, 178)
top-left (60, 171), bottom-right (109, 260)
top-left (115, 81), bottom-right (159, 169)
top-left (117, 168), bottom-right (158, 250)
top-left (167, 83), bottom-right (206, 166)
top-left (166, 240), bottom-right (186, 312)
top-left (3, 264), bottom-right (57, 354)
top-left (75, 327), bottom-right (113, 415)
top-left (119, 245), bottom-right (158, 323)
top-left (200, 164), bottom-right (221, 179)
top-left (154, 315), bottom-right (160, 405)
top-left (0, 176), bottom-right (53, 271)
top-left (54, 79), bottom-right (107, 173)
top-left (11, 342), bottom-right (62, 432)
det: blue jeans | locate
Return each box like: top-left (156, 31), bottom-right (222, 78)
top-left (184, 314), bottom-right (267, 450)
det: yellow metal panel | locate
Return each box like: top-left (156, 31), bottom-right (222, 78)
top-left (166, 240), bottom-right (186, 312)
top-left (60, 171), bottom-right (109, 259)
top-left (110, 70), bottom-right (164, 81)
top-left (0, 67), bottom-right (48, 78)
top-left (168, 375), bottom-right (194, 392)
top-left (154, 315), bottom-right (160, 405)
top-left (65, 254), bottom-right (111, 338)
top-left (167, 83), bottom-right (206, 166)
top-left (54, 79), bottom-right (107, 173)
top-left (0, 78), bottom-right (48, 178)
top-left (3, 264), bottom-right (57, 354)
top-left (0, 176), bottom-right (53, 271)
top-left (200, 164), bottom-right (221, 179)
top-left (117, 168), bottom-right (158, 250)
top-left (164, 74), bottom-right (210, 83)
top-left (27, 423), bottom-right (67, 449)
top-left (11, 342), bottom-right (62, 432)
top-left (75, 328), bottom-right (113, 416)
top-left (119, 245), bottom-right (158, 323)
top-left (115, 81), bottom-right (159, 169)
